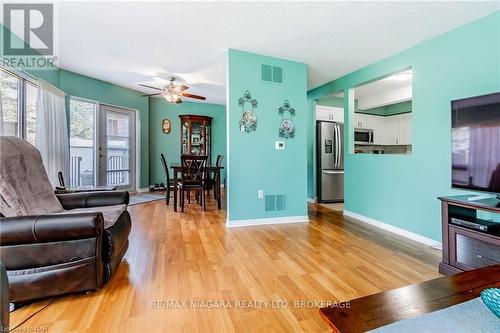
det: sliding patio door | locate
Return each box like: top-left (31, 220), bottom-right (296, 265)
top-left (98, 104), bottom-right (136, 191)
top-left (69, 99), bottom-right (136, 191)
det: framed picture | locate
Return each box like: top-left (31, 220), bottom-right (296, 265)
top-left (162, 119), bottom-right (171, 134)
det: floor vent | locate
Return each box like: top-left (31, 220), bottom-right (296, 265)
top-left (261, 64), bottom-right (283, 84)
top-left (265, 194), bottom-right (287, 212)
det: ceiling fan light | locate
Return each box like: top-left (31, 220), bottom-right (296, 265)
top-left (164, 93), bottom-right (174, 103)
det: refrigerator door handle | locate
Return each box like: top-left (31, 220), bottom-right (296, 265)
top-left (333, 124), bottom-right (338, 168)
top-left (338, 124), bottom-right (342, 168)
top-left (335, 124), bottom-right (340, 167)
top-left (323, 170), bottom-right (345, 175)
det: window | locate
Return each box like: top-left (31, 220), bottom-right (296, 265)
top-left (0, 68), bottom-right (38, 145)
top-left (0, 69), bottom-right (19, 136)
top-left (69, 97), bottom-right (97, 187)
top-left (25, 82), bottom-right (38, 145)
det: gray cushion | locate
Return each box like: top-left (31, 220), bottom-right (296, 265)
top-left (0, 137), bottom-right (63, 217)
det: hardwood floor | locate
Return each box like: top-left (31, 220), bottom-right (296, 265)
top-left (10, 193), bottom-right (441, 332)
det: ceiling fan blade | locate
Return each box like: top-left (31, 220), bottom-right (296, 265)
top-left (142, 93), bottom-right (162, 97)
top-left (139, 83), bottom-right (163, 91)
top-left (177, 85), bottom-right (189, 91)
top-left (175, 98), bottom-right (182, 104)
top-left (181, 92), bottom-right (206, 100)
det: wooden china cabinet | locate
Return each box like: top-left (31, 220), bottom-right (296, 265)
top-left (179, 115), bottom-right (212, 163)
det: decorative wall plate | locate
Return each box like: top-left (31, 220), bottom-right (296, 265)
top-left (162, 119), bottom-right (171, 134)
top-left (279, 119), bottom-right (295, 139)
top-left (278, 99), bottom-right (296, 139)
top-left (238, 90), bottom-right (258, 133)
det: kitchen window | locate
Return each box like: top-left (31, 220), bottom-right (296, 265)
top-left (0, 67), bottom-right (38, 145)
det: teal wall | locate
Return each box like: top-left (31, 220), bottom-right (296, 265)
top-left (317, 96), bottom-right (344, 108)
top-left (307, 11), bottom-right (500, 241)
top-left (227, 49), bottom-right (308, 221)
top-left (358, 100), bottom-right (412, 116)
top-left (149, 98), bottom-right (226, 185)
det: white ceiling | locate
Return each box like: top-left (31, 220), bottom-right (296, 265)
top-left (55, 1), bottom-right (499, 105)
top-left (354, 70), bottom-right (413, 109)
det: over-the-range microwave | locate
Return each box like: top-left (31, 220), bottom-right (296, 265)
top-left (354, 128), bottom-right (373, 145)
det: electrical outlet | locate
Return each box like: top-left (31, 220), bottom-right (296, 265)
top-left (258, 190), bottom-right (264, 199)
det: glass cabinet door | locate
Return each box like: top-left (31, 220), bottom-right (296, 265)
top-left (191, 121), bottom-right (202, 155)
top-left (182, 122), bottom-right (189, 154)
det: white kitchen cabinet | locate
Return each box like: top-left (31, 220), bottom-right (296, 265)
top-left (385, 113), bottom-right (412, 145)
top-left (354, 112), bottom-right (412, 145)
top-left (398, 113), bottom-right (412, 145)
top-left (355, 113), bottom-right (386, 144)
top-left (385, 115), bottom-right (399, 145)
top-left (316, 106), bottom-right (344, 123)
top-left (371, 116), bottom-right (386, 145)
top-left (354, 113), bottom-right (371, 128)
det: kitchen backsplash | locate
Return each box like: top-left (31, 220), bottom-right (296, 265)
top-left (354, 144), bottom-right (412, 154)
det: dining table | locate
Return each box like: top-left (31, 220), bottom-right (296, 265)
top-left (170, 163), bottom-right (224, 212)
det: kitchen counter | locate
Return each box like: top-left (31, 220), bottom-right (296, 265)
top-left (354, 144), bottom-right (412, 154)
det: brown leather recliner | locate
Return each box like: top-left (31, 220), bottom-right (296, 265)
top-left (0, 137), bottom-right (131, 303)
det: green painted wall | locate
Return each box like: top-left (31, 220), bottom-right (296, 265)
top-left (227, 49), bottom-right (308, 221)
top-left (316, 96), bottom-right (344, 108)
top-left (358, 100), bottom-right (412, 116)
top-left (149, 98), bottom-right (226, 185)
top-left (307, 11), bottom-right (500, 241)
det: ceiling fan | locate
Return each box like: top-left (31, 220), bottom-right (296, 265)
top-left (139, 77), bottom-right (206, 104)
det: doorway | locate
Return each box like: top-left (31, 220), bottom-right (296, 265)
top-left (69, 98), bottom-right (136, 191)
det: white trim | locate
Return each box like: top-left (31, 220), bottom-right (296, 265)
top-left (136, 187), bottom-right (150, 193)
top-left (307, 197), bottom-right (316, 203)
top-left (343, 210), bottom-right (442, 249)
top-left (227, 215), bottom-right (309, 228)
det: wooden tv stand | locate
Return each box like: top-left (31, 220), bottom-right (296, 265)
top-left (438, 195), bottom-right (500, 275)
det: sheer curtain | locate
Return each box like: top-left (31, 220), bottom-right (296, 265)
top-left (36, 80), bottom-right (69, 187)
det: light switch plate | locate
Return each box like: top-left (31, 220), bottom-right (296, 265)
top-left (275, 141), bottom-right (285, 150)
top-left (258, 190), bottom-right (264, 199)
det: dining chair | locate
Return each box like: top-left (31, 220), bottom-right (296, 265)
top-left (160, 153), bottom-right (177, 206)
top-left (205, 155), bottom-right (224, 198)
top-left (179, 155), bottom-right (208, 212)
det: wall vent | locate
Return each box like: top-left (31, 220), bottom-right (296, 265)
top-left (261, 64), bottom-right (283, 84)
top-left (264, 194), bottom-right (287, 212)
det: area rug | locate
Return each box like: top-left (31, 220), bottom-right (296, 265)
top-left (129, 193), bottom-right (165, 206)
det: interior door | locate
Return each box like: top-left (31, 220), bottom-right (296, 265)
top-left (98, 105), bottom-right (136, 191)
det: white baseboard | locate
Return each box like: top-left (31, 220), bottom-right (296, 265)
top-left (227, 215), bottom-right (309, 228)
top-left (136, 187), bottom-right (150, 193)
top-left (307, 197), bottom-right (316, 203)
top-left (343, 210), bottom-right (442, 249)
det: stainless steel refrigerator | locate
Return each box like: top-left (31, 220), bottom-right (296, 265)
top-left (317, 121), bottom-right (344, 203)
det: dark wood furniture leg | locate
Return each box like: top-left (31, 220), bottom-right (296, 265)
top-left (166, 184), bottom-right (171, 206)
top-left (173, 171), bottom-right (178, 212)
top-left (216, 169), bottom-right (221, 210)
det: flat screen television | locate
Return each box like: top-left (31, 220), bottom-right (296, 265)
top-left (451, 92), bottom-right (500, 195)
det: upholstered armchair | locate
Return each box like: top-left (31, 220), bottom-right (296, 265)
top-left (0, 137), bottom-right (131, 303)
